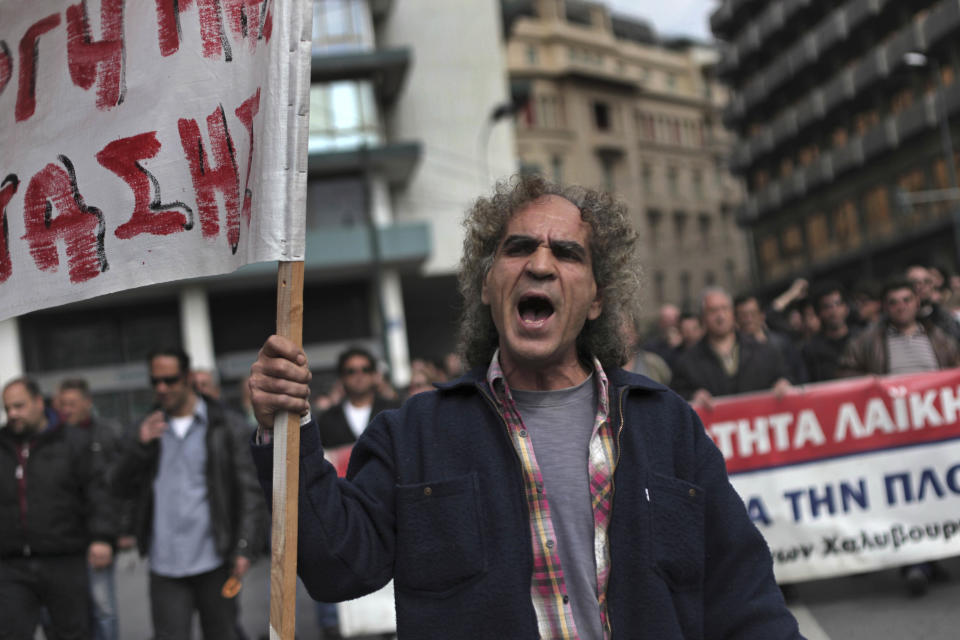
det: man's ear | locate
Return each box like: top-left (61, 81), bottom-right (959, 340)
top-left (588, 293), bottom-right (602, 321)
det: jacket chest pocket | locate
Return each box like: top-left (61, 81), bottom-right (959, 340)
top-left (648, 472), bottom-right (705, 590)
top-left (394, 471), bottom-right (487, 597)
top-left (647, 472), bottom-right (706, 640)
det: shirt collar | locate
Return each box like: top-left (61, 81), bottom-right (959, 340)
top-left (164, 395), bottom-right (208, 426)
top-left (485, 348), bottom-right (610, 410)
top-left (886, 322), bottom-right (926, 337)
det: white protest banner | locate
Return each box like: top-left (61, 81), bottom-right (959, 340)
top-left (697, 370), bottom-right (960, 583)
top-left (0, 0), bottom-right (310, 320)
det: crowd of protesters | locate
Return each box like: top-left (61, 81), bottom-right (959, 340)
top-left (3, 261), bottom-right (960, 639)
top-left (632, 263), bottom-right (960, 597)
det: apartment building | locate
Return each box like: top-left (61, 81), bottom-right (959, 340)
top-left (502, 0), bottom-right (749, 316)
top-left (713, 0), bottom-right (960, 294)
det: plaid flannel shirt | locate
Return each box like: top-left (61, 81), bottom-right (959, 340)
top-left (487, 351), bottom-right (616, 640)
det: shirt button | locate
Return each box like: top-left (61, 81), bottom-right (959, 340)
top-left (519, 430), bottom-right (528, 438)
top-left (424, 487), bottom-right (432, 496)
top-left (536, 483), bottom-right (544, 494)
top-left (546, 540), bottom-right (554, 549)
top-left (688, 488), bottom-right (697, 498)
top-left (562, 595), bottom-right (569, 604)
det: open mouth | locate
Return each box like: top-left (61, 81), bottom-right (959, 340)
top-left (517, 293), bottom-right (555, 325)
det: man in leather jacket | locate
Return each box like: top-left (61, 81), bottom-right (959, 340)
top-left (112, 347), bottom-right (262, 640)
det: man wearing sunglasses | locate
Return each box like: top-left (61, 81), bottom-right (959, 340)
top-left (313, 347), bottom-right (398, 639)
top-left (111, 347), bottom-right (262, 640)
top-left (316, 347), bottom-right (399, 452)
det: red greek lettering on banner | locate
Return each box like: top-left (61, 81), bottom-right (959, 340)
top-left (22, 156), bottom-right (108, 283)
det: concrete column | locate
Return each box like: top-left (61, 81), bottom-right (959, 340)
top-left (380, 270), bottom-right (411, 388)
top-left (0, 317), bottom-right (24, 421)
top-left (179, 285), bottom-right (216, 371)
top-left (368, 174), bottom-right (411, 387)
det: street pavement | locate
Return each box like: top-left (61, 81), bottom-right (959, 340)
top-left (38, 551), bottom-right (960, 639)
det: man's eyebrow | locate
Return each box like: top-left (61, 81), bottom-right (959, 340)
top-left (501, 234), bottom-right (538, 249)
top-left (549, 239), bottom-right (587, 258)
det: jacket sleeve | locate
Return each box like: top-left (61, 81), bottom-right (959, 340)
top-left (79, 431), bottom-right (118, 545)
top-left (691, 410), bottom-right (804, 640)
top-left (251, 414), bottom-right (396, 602)
top-left (228, 413), bottom-right (265, 560)
top-left (110, 429), bottom-right (156, 499)
top-left (835, 331), bottom-right (869, 378)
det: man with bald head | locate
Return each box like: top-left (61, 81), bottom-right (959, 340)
top-left (672, 287), bottom-right (791, 409)
top-left (643, 303), bottom-right (683, 367)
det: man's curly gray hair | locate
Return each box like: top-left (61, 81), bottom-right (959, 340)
top-left (457, 173), bottom-right (643, 371)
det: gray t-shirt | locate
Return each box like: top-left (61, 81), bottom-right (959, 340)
top-left (513, 375), bottom-right (603, 640)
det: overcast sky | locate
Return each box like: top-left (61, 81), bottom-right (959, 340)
top-left (605, 0), bottom-right (719, 42)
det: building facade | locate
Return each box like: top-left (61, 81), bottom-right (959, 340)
top-left (1, 0), bottom-right (515, 423)
top-left (502, 0), bottom-right (749, 317)
top-left (713, 0), bottom-right (960, 296)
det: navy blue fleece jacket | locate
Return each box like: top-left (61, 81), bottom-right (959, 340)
top-left (251, 367), bottom-right (802, 639)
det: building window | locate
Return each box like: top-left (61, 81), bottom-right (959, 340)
top-left (667, 166), bottom-right (679, 195)
top-left (520, 161), bottom-right (542, 176)
top-left (666, 73), bottom-right (677, 90)
top-left (593, 101), bottom-right (611, 131)
top-left (600, 156), bottom-right (616, 193)
top-left (537, 94), bottom-right (565, 129)
top-left (526, 44), bottom-right (538, 65)
top-left (864, 185), bottom-right (893, 238)
top-left (832, 200), bottom-right (861, 249)
top-left (641, 163), bottom-right (654, 193)
top-left (309, 80), bottom-right (380, 151)
top-left (720, 205), bottom-right (732, 240)
top-left (679, 271), bottom-right (691, 309)
top-left (725, 259), bottom-right (736, 289)
top-left (759, 234), bottom-right (779, 273)
top-left (704, 270), bottom-right (716, 287)
top-left (698, 213), bottom-right (711, 248)
top-left (306, 176), bottom-right (367, 227)
top-left (673, 210), bottom-right (687, 245)
top-left (646, 209), bottom-right (662, 247)
top-left (806, 211), bottom-right (831, 261)
top-left (312, 0), bottom-right (374, 52)
top-left (654, 271), bottom-right (666, 304)
top-left (551, 154), bottom-right (563, 184)
top-left (693, 169), bottom-right (703, 199)
top-left (781, 224), bottom-right (805, 260)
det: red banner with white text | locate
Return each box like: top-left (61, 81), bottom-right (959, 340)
top-left (697, 369), bottom-right (960, 583)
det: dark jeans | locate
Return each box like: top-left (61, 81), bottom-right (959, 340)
top-left (0, 555), bottom-right (90, 640)
top-left (149, 564), bottom-right (237, 640)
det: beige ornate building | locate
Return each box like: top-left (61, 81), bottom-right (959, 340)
top-left (502, 0), bottom-right (749, 317)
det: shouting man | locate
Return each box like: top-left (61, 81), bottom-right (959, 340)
top-left (248, 175), bottom-right (801, 639)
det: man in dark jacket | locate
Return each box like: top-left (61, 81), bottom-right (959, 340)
top-left (247, 176), bottom-right (801, 639)
top-left (112, 348), bottom-right (262, 640)
top-left (672, 287), bottom-right (791, 409)
top-left (0, 377), bottom-right (116, 640)
top-left (51, 378), bottom-right (128, 640)
top-left (317, 347), bottom-right (399, 449)
top-left (802, 282), bottom-right (856, 383)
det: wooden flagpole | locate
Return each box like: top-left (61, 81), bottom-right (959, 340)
top-left (269, 260), bottom-right (305, 640)
top-left (268, 0), bottom-right (312, 634)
